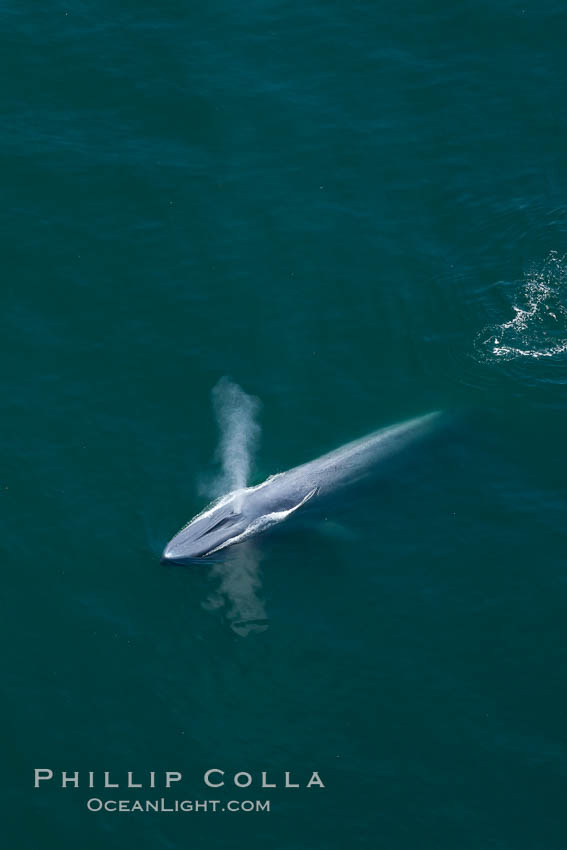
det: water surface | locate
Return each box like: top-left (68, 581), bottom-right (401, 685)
top-left (3, 2), bottom-right (567, 848)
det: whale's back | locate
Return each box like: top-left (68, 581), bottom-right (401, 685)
top-left (281, 411), bottom-right (444, 498)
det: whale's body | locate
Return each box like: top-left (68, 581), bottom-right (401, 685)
top-left (161, 411), bottom-right (443, 563)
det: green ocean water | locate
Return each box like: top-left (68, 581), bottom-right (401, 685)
top-left (3, 2), bottom-right (567, 848)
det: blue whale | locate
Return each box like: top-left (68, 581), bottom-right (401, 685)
top-left (161, 411), bottom-right (443, 564)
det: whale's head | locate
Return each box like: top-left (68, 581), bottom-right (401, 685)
top-left (161, 491), bottom-right (250, 563)
top-left (161, 478), bottom-right (318, 565)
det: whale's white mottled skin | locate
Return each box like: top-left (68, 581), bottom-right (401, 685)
top-left (162, 411), bottom-right (443, 563)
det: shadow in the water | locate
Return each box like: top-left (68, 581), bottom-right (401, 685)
top-left (202, 542), bottom-right (268, 637)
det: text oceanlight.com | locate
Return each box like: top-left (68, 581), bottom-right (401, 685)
top-left (87, 798), bottom-right (270, 813)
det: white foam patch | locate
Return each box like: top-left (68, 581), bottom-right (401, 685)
top-left (475, 251), bottom-right (567, 362)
